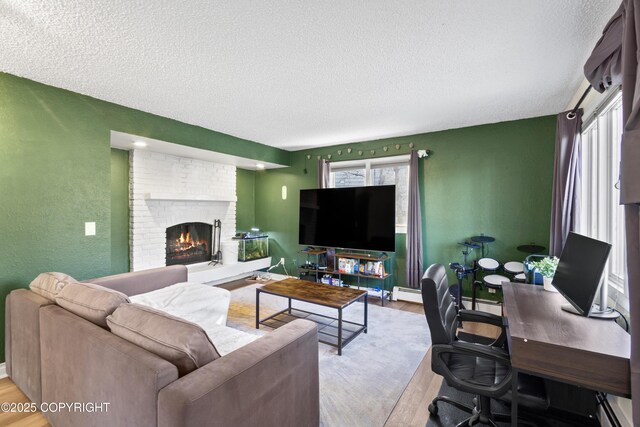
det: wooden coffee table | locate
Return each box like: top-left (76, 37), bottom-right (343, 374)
top-left (256, 278), bottom-right (368, 355)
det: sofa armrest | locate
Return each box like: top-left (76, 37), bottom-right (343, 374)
top-left (88, 265), bottom-right (188, 296)
top-left (158, 319), bottom-right (319, 427)
top-left (5, 289), bottom-right (53, 404)
top-left (40, 305), bottom-right (179, 427)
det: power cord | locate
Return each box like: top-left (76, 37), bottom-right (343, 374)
top-left (612, 308), bottom-right (629, 332)
top-left (267, 258), bottom-right (289, 276)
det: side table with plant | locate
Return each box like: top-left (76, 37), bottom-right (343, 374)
top-left (530, 256), bottom-right (559, 292)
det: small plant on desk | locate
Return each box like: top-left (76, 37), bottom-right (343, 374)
top-left (530, 256), bottom-right (559, 292)
top-left (529, 256), bottom-right (559, 277)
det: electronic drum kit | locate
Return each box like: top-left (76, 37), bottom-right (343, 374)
top-left (448, 234), bottom-right (546, 310)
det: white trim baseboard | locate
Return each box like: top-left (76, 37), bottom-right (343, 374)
top-left (0, 362), bottom-right (7, 379)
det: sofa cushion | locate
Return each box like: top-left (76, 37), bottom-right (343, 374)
top-left (107, 304), bottom-right (220, 376)
top-left (29, 272), bottom-right (77, 301)
top-left (55, 282), bottom-right (130, 328)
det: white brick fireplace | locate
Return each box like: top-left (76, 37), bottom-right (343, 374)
top-left (129, 149), bottom-right (236, 271)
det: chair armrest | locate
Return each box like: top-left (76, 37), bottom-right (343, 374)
top-left (449, 341), bottom-right (510, 360)
top-left (158, 319), bottom-right (319, 427)
top-left (458, 309), bottom-right (503, 327)
top-left (458, 310), bottom-right (508, 347)
top-left (431, 343), bottom-right (512, 398)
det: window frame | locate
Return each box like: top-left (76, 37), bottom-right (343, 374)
top-left (579, 91), bottom-right (628, 312)
top-left (329, 154), bottom-right (410, 234)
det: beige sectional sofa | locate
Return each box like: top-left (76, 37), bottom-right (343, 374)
top-left (5, 265), bottom-right (320, 427)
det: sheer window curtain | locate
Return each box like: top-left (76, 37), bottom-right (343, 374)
top-left (406, 150), bottom-right (423, 289)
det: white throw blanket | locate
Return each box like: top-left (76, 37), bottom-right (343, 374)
top-left (130, 281), bottom-right (230, 326)
top-left (130, 282), bottom-right (257, 355)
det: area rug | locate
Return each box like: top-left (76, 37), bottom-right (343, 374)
top-left (225, 282), bottom-right (432, 427)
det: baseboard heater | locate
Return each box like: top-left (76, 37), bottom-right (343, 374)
top-left (392, 286), bottom-right (422, 303)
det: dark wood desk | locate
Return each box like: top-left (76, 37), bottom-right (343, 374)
top-left (502, 283), bottom-right (630, 425)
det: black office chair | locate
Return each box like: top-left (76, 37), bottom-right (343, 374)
top-left (421, 264), bottom-right (548, 427)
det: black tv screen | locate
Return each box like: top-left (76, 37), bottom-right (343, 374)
top-left (299, 186), bottom-right (396, 252)
top-left (552, 232), bottom-right (612, 316)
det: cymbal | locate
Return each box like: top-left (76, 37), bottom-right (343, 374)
top-left (517, 243), bottom-right (546, 253)
top-left (458, 241), bottom-right (481, 249)
top-left (471, 235), bottom-right (495, 243)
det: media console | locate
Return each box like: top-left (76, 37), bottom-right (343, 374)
top-left (299, 247), bottom-right (393, 306)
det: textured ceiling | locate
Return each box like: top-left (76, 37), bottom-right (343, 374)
top-left (1, 1), bottom-right (619, 151)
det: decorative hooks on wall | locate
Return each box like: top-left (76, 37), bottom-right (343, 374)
top-left (304, 142), bottom-right (432, 162)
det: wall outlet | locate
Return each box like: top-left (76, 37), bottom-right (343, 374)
top-left (85, 222), bottom-right (96, 236)
top-left (280, 257), bottom-right (285, 264)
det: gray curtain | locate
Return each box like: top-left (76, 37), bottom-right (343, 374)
top-left (406, 150), bottom-right (423, 288)
top-left (584, 4), bottom-right (624, 93)
top-left (317, 159), bottom-right (330, 189)
top-left (620, 1), bottom-right (640, 424)
top-left (549, 110), bottom-right (582, 257)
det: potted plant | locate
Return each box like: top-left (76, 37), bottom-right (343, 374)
top-left (530, 256), bottom-right (559, 292)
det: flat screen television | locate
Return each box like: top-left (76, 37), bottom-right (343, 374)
top-left (552, 232), bottom-right (612, 317)
top-left (299, 186), bottom-right (396, 252)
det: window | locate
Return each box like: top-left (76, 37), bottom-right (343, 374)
top-left (333, 168), bottom-right (366, 188)
top-left (330, 155), bottom-right (410, 233)
top-left (579, 91), bottom-right (628, 311)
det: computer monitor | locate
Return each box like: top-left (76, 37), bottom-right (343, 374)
top-left (552, 232), bottom-right (612, 318)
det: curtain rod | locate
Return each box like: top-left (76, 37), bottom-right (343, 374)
top-left (567, 85), bottom-right (592, 119)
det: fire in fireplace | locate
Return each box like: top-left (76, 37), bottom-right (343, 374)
top-left (166, 222), bottom-right (212, 266)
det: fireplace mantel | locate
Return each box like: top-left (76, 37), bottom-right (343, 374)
top-left (144, 193), bottom-right (237, 202)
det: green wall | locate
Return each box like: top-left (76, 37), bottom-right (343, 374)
top-left (0, 72), bottom-right (288, 362)
top-left (0, 70), bottom-right (557, 365)
top-left (254, 115), bottom-right (557, 298)
top-left (236, 168), bottom-right (256, 231)
top-left (110, 149), bottom-right (130, 273)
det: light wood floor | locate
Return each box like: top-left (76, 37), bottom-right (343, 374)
top-left (0, 377), bottom-right (49, 426)
top-left (0, 279), bottom-right (498, 427)
top-left (385, 319), bottom-right (501, 426)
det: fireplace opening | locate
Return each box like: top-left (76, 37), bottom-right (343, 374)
top-left (166, 222), bottom-right (212, 266)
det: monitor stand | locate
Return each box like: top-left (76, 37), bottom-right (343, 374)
top-left (561, 303), bottom-right (620, 320)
